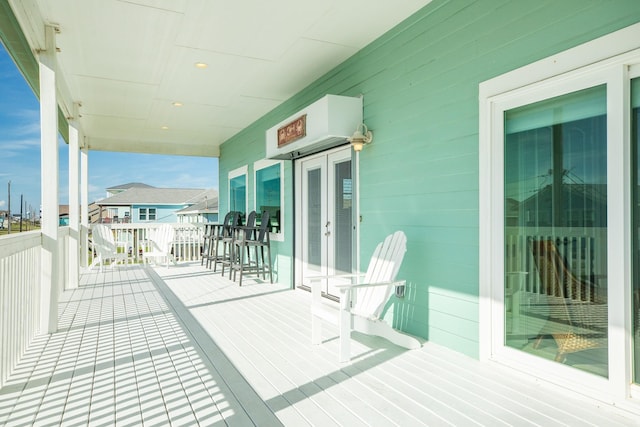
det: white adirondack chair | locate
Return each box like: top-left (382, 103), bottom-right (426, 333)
top-left (310, 230), bottom-right (421, 362)
top-left (91, 224), bottom-right (130, 272)
top-left (142, 224), bottom-right (177, 268)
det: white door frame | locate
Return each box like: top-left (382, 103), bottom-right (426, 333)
top-left (479, 24), bottom-right (640, 406)
top-left (294, 145), bottom-right (357, 297)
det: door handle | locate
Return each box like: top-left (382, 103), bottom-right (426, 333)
top-left (325, 221), bottom-right (331, 236)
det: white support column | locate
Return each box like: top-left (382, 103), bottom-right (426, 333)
top-left (39, 24), bottom-right (59, 334)
top-left (68, 104), bottom-right (80, 289)
top-left (80, 145), bottom-right (89, 268)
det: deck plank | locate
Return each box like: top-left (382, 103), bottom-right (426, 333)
top-left (1, 262), bottom-right (640, 426)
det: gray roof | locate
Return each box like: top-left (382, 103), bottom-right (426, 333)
top-left (106, 182), bottom-right (155, 191)
top-left (176, 190), bottom-right (219, 215)
top-left (97, 187), bottom-right (206, 206)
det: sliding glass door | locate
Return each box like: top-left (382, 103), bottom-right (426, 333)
top-left (504, 85), bottom-right (609, 376)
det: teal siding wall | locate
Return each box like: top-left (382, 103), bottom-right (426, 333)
top-left (219, 0), bottom-right (640, 358)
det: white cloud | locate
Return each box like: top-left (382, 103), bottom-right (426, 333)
top-left (0, 200), bottom-right (5, 207)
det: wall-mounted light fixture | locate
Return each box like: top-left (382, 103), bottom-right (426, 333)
top-left (347, 123), bottom-right (373, 152)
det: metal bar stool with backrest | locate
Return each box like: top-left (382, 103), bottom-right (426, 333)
top-left (200, 223), bottom-right (215, 266)
top-left (230, 210), bottom-right (272, 286)
top-left (206, 211), bottom-right (236, 270)
top-left (223, 211), bottom-right (256, 280)
top-left (212, 211), bottom-right (241, 272)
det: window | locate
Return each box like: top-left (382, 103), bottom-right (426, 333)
top-left (139, 207), bottom-right (156, 221)
top-left (229, 166), bottom-right (248, 220)
top-left (255, 159), bottom-right (283, 239)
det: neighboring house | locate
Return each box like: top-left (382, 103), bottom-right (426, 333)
top-left (176, 189), bottom-right (219, 223)
top-left (100, 183), bottom-right (156, 222)
top-left (96, 187), bottom-right (208, 223)
top-left (88, 203), bottom-right (106, 224)
top-left (58, 205), bottom-right (69, 226)
top-left (105, 182), bottom-right (154, 198)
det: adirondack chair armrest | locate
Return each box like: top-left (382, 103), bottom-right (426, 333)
top-left (334, 279), bottom-right (406, 291)
top-left (305, 273), bottom-right (366, 282)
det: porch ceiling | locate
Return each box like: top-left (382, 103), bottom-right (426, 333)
top-left (8, 0), bottom-right (430, 157)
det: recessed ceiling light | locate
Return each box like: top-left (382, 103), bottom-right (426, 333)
top-left (172, 101), bottom-right (183, 107)
top-left (194, 62), bottom-right (208, 69)
top-left (161, 126), bottom-right (169, 130)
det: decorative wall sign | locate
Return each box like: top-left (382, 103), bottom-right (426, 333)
top-left (277, 114), bottom-right (306, 147)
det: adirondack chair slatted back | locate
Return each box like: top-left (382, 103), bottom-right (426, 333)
top-left (352, 231), bottom-right (407, 319)
top-left (150, 224), bottom-right (175, 253)
top-left (93, 224), bottom-right (117, 259)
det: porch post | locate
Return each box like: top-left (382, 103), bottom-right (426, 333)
top-left (80, 146), bottom-right (89, 268)
top-left (68, 104), bottom-right (80, 289)
top-left (39, 24), bottom-right (59, 334)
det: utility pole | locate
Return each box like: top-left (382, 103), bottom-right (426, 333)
top-left (20, 194), bottom-right (23, 232)
top-left (7, 180), bottom-right (10, 234)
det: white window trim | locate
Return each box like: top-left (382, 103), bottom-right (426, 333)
top-left (254, 159), bottom-right (284, 242)
top-left (228, 165), bottom-right (248, 216)
top-left (479, 22), bottom-right (640, 407)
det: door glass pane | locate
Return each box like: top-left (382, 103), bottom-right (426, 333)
top-left (230, 174), bottom-right (246, 218)
top-left (504, 85), bottom-right (608, 377)
top-left (334, 160), bottom-right (352, 274)
top-left (632, 77), bottom-right (640, 384)
top-left (307, 168), bottom-right (322, 272)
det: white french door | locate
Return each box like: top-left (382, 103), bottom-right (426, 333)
top-left (295, 146), bottom-right (354, 299)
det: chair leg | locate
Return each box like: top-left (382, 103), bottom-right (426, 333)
top-left (228, 240), bottom-right (235, 280)
top-left (209, 238), bottom-right (218, 270)
top-left (266, 244), bottom-right (273, 283)
top-left (238, 243), bottom-right (246, 286)
top-left (254, 246), bottom-right (261, 279)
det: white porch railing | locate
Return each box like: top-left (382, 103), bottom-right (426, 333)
top-left (0, 231), bottom-right (41, 389)
top-left (93, 223), bottom-right (206, 264)
top-left (0, 227), bottom-right (71, 389)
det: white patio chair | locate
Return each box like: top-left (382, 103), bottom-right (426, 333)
top-left (90, 224), bottom-right (130, 272)
top-left (309, 230), bottom-right (421, 362)
top-left (142, 224), bottom-right (177, 268)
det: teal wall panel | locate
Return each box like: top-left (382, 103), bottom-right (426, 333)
top-left (219, 0), bottom-right (640, 358)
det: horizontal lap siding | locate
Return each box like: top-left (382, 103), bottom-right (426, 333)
top-left (220, 0), bottom-right (640, 358)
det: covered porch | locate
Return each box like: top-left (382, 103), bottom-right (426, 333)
top-left (1, 263), bottom-right (637, 426)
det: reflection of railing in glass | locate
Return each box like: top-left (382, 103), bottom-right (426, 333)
top-left (505, 229), bottom-right (606, 296)
top-left (529, 239), bottom-right (607, 363)
top-left (505, 230), bottom-right (608, 375)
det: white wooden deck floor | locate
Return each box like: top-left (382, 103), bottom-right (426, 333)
top-left (1, 262), bottom-right (639, 426)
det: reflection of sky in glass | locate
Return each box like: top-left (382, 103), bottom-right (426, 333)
top-left (230, 175), bottom-right (246, 213)
top-left (505, 85), bottom-right (606, 202)
top-left (505, 117), bottom-right (606, 202)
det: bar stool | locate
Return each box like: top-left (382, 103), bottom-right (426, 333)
top-left (213, 211), bottom-right (241, 272)
top-left (222, 211), bottom-right (256, 279)
top-left (230, 210), bottom-right (272, 286)
top-left (200, 223), bottom-right (214, 266)
top-left (207, 211), bottom-right (239, 270)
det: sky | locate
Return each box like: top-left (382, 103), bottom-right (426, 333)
top-left (0, 43), bottom-right (218, 217)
